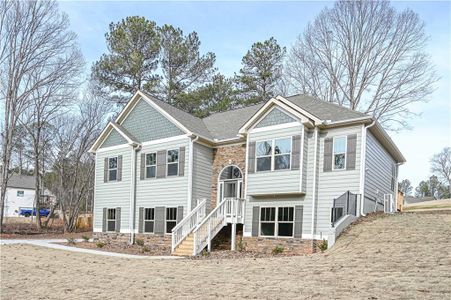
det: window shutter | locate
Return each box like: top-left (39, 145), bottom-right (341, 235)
top-left (251, 206), bottom-right (260, 237)
top-left (346, 134), bottom-right (357, 170)
top-left (323, 138), bottom-right (333, 172)
top-left (178, 147), bottom-right (185, 176)
top-left (156, 150), bottom-right (166, 179)
top-left (140, 153), bottom-right (145, 180)
top-left (104, 158), bottom-right (108, 183)
top-left (294, 205), bottom-right (303, 238)
top-left (117, 155), bottom-right (123, 181)
top-left (138, 207), bottom-right (144, 233)
top-left (154, 206), bottom-right (165, 235)
top-left (102, 207), bottom-right (107, 232)
top-left (291, 135), bottom-right (302, 170)
top-left (115, 207), bottom-right (121, 233)
top-left (177, 206), bottom-right (184, 223)
top-left (248, 141), bottom-right (256, 174)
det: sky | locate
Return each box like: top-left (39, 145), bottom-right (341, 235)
top-left (59, 0), bottom-right (451, 189)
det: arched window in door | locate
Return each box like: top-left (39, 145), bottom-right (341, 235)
top-left (218, 166), bottom-right (243, 205)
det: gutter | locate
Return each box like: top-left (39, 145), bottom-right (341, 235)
top-left (129, 144), bottom-right (141, 244)
top-left (310, 127), bottom-right (319, 242)
top-left (359, 121), bottom-right (376, 217)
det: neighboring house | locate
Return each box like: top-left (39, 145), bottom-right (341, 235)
top-left (1, 173), bottom-right (55, 217)
top-left (89, 91), bottom-right (405, 255)
top-left (404, 196), bottom-right (435, 205)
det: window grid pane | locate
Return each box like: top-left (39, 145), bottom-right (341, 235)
top-left (146, 153), bottom-right (156, 166)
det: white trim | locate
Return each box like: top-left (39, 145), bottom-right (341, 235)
top-left (332, 135), bottom-right (347, 171)
top-left (187, 138), bottom-right (196, 211)
top-left (323, 116), bottom-right (372, 127)
top-left (310, 127), bottom-right (319, 240)
top-left (299, 126), bottom-right (305, 192)
top-left (249, 122), bottom-right (301, 134)
top-left (248, 106), bottom-right (300, 132)
top-left (96, 143), bottom-right (129, 153)
top-left (141, 134), bottom-right (190, 147)
top-left (93, 227), bottom-right (103, 233)
top-left (243, 133), bottom-right (250, 233)
top-left (129, 146), bottom-right (137, 244)
top-left (359, 122), bottom-right (375, 216)
top-left (216, 165), bottom-right (243, 206)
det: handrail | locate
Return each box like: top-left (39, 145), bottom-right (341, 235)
top-left (171, 199), bottom-right (206, 252)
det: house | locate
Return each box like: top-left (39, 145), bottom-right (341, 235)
top-left (89, 91), bottom-right (405, 255)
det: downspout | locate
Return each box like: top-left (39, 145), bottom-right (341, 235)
top-left (129, 144), bottom-right (141, 244)
top-left (359, 121), bottom-right (376, 217)
top-left (310, 127), bottom-right (319, 241)
top-left (188, 135), bottom-right (199, 211)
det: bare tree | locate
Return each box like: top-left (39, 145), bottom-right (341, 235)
top-left (285, 0), bottom-right (438, 131)
top-left (431, 147), bottom-right (451, 196)
top-left (49, 92), bottom-right (108, 232)
top-left (0, 0), bottom-right (84, 229)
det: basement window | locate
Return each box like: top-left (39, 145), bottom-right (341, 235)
top-left (144, 208), bottom-right (155, 233)
top-left (260, 206), bottom-right (294, 237)
top-left (107, 208), bottom-right (116, 232)
top-left (166, 207), bottom-right (177, 233)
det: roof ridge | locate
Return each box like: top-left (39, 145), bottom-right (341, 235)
top-left (202, 102), bottom-right (264, 120)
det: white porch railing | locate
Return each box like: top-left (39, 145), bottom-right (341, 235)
top-left (383, 194), bottom-right (395, 214)
top-left (192, 197), bottom-right (244, 256)
top-left (171, 199), bottom-right (207, 252)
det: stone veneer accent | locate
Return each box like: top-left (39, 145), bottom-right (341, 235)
top-left (243, 237), bottom-right (317, 255)
top-left (93, 233), bottom-right (171, 248)
top-left (210, 143), bottom-right (247, 209)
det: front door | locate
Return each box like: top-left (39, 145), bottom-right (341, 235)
top-left (218, 180), bottom-right (242, 205)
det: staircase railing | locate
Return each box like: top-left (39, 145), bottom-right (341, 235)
top-left (171, 199), bottom-right (207, 252)
top-left (192, 197), bottom-right (244, 256)
top-left (331, 191), bottom-right (359, 227)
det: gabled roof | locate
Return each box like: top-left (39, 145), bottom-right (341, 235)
top-left (6, 173), bottom-right (35, 190)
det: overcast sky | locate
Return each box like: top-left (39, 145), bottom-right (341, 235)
top-left (59, 0), bottom-right (451, 188)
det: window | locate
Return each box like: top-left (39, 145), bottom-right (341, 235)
top-left (107, 208), bottom-right (116, 232)
top-left (146, 153), bottom-right (156, 179)
top-left (333, 137), bottom-right (346, 170)
top-left (274, 138), bottom-right (291, 170)
top-left (167, 149), bottom-right (179, 176)
top-left (260, 207), bottom-right (276, 236)
top-left (166, 207), bottom-right (177, 233)
top-left (260, 207), bottom-right (294, 237)
top-left (256, 140), bottom-right (272, 172)
top-left (256, 138), bottom-right (292, 172)
top-left (144, 208), bottom-right (155, 233)
top-left (17, 190), bottom-right (24, 197)
top-left (108, 157), bottom-right (118, 181)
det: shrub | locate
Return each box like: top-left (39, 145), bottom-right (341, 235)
top-left (201, 249), bottom-right (210, 257)
top-left (81, 235), bottom-right (90, 242)
top-left (135, 238), bottom-right (144, 246)
top-left (318, 239), bottom-right (328, 252)
top-left (141, 246), bottom-right (150, 253)
top-left (272, 245), bottom-right (284, 254)
top-left (66, 237), bottom-right (76, 245)
top-left (96, 242), bottom-right (106, 248)
top-left (237, 236), bottom-right (246, 252)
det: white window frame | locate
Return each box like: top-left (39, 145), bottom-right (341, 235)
top-left (144, 208), bottom-right (155, 233)
top-left (17, 190), bottom-right (24, 197)
top-left (259, 206), bottom-right (295, 238)
top-left (108, 156), bottom-right (118, 181)
top-left (145, 152), bottom-right (157, 179)
top-left (166, 149), bottom-right (179, 177)
top-left (106, 208), bottom-right (116, 232)
top-left (332, 136), bottom-right (347, 171)
top-left (165, 207), bottom-right (177, 234)
top-left (255, 136), bottom-right (293, 173)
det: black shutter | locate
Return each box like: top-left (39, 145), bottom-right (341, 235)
top-left (102, 207), bottom-right (107, 232)
top-left (154, 206), bottom-right (165, 235)
top-left (346, 134), bottom-right (357, 170)
top-left (115, 207), bottom-right (121, 233)
top-left (178, 147), bottom-right (185, 176)
top-left (117, 155), bottom-right (123, 181)
top-left (140, 153), bottom-right (145, 180)
top-left (294, 205), bottom-right (303, 238)
top-left (138, 207), bottom-right (144, 233)
top-left (291, 135), bottom-right (302, 170)
top-left (323, 138), bottom-right (333, 172)
top-left (104, 158), bottom-right (108, 183)
top-left (251, 206), bottom-right (260, 237)
top-left (156, 150), bottom-right (166, 179)
top-left (248, 141), bottom-right (256, 174)
top-left (177, 206), bottom-right (184, 223)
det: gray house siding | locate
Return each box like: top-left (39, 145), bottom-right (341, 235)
top-left (364, 131), bottom-right (396, 213)
top-left (100, 128), bottom-right (127, 148)
top-left (247, 125), bottom-right (303, 195)
top-left (254, 107), bottom-right (296, 128)
top-left (192, 143), bottom-right (213, 210)
top-left (94, 146), bottom-right (131, 231)
top-left (121, 97), bottom-right (185, 142)
top-left (134, 137), bottom-right (190, 233)
top-left (315, 125), bottom-right (362, 237)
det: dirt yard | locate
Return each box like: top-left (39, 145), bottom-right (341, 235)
top-left (1, 212), bottom-right (450, 299)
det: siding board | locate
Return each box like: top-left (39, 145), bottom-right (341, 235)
top-left (192, 143), bottom-right (213, 209)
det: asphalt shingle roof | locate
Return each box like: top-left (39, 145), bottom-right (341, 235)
top-left (6, 174), bottom-right (35, 189)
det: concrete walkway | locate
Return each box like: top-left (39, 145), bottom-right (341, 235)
top-left (0, 239), bottom-right (181, 260)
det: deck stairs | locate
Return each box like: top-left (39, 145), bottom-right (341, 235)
top-left (172, 198), bottom-right (245, 256)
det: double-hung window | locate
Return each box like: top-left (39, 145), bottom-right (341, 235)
top-left (256, 138), bottom-right (292, 172)
top-left (108, 157), bottom-right (118, 181)
top-left (144, 208), bottom-right (155, 233)
top-left (166, 207), bottom-right (177, 233)
top-left (146, 153), bottom-right (156, 179)
top-left (17, 190), bottom-right (24, 197)
top-left (107, 208), bottom-right (116, 232)
top-left (167, 149), bottom-right (179, 176)
top-left (333, 137), bottom-right (346, 170)
top-left (260, 207), bottom-right (294, 237)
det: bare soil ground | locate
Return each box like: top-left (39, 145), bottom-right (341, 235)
top-left (1, 212), bottom-right (450, 299)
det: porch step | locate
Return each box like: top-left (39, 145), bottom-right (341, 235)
top-left (172, 233), bottom-right (195, 256)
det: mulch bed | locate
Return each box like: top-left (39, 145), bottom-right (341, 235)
top-left (62, 241), bottom-right (171, 256)
top-left (0, 221), bottom-right (91, 240)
